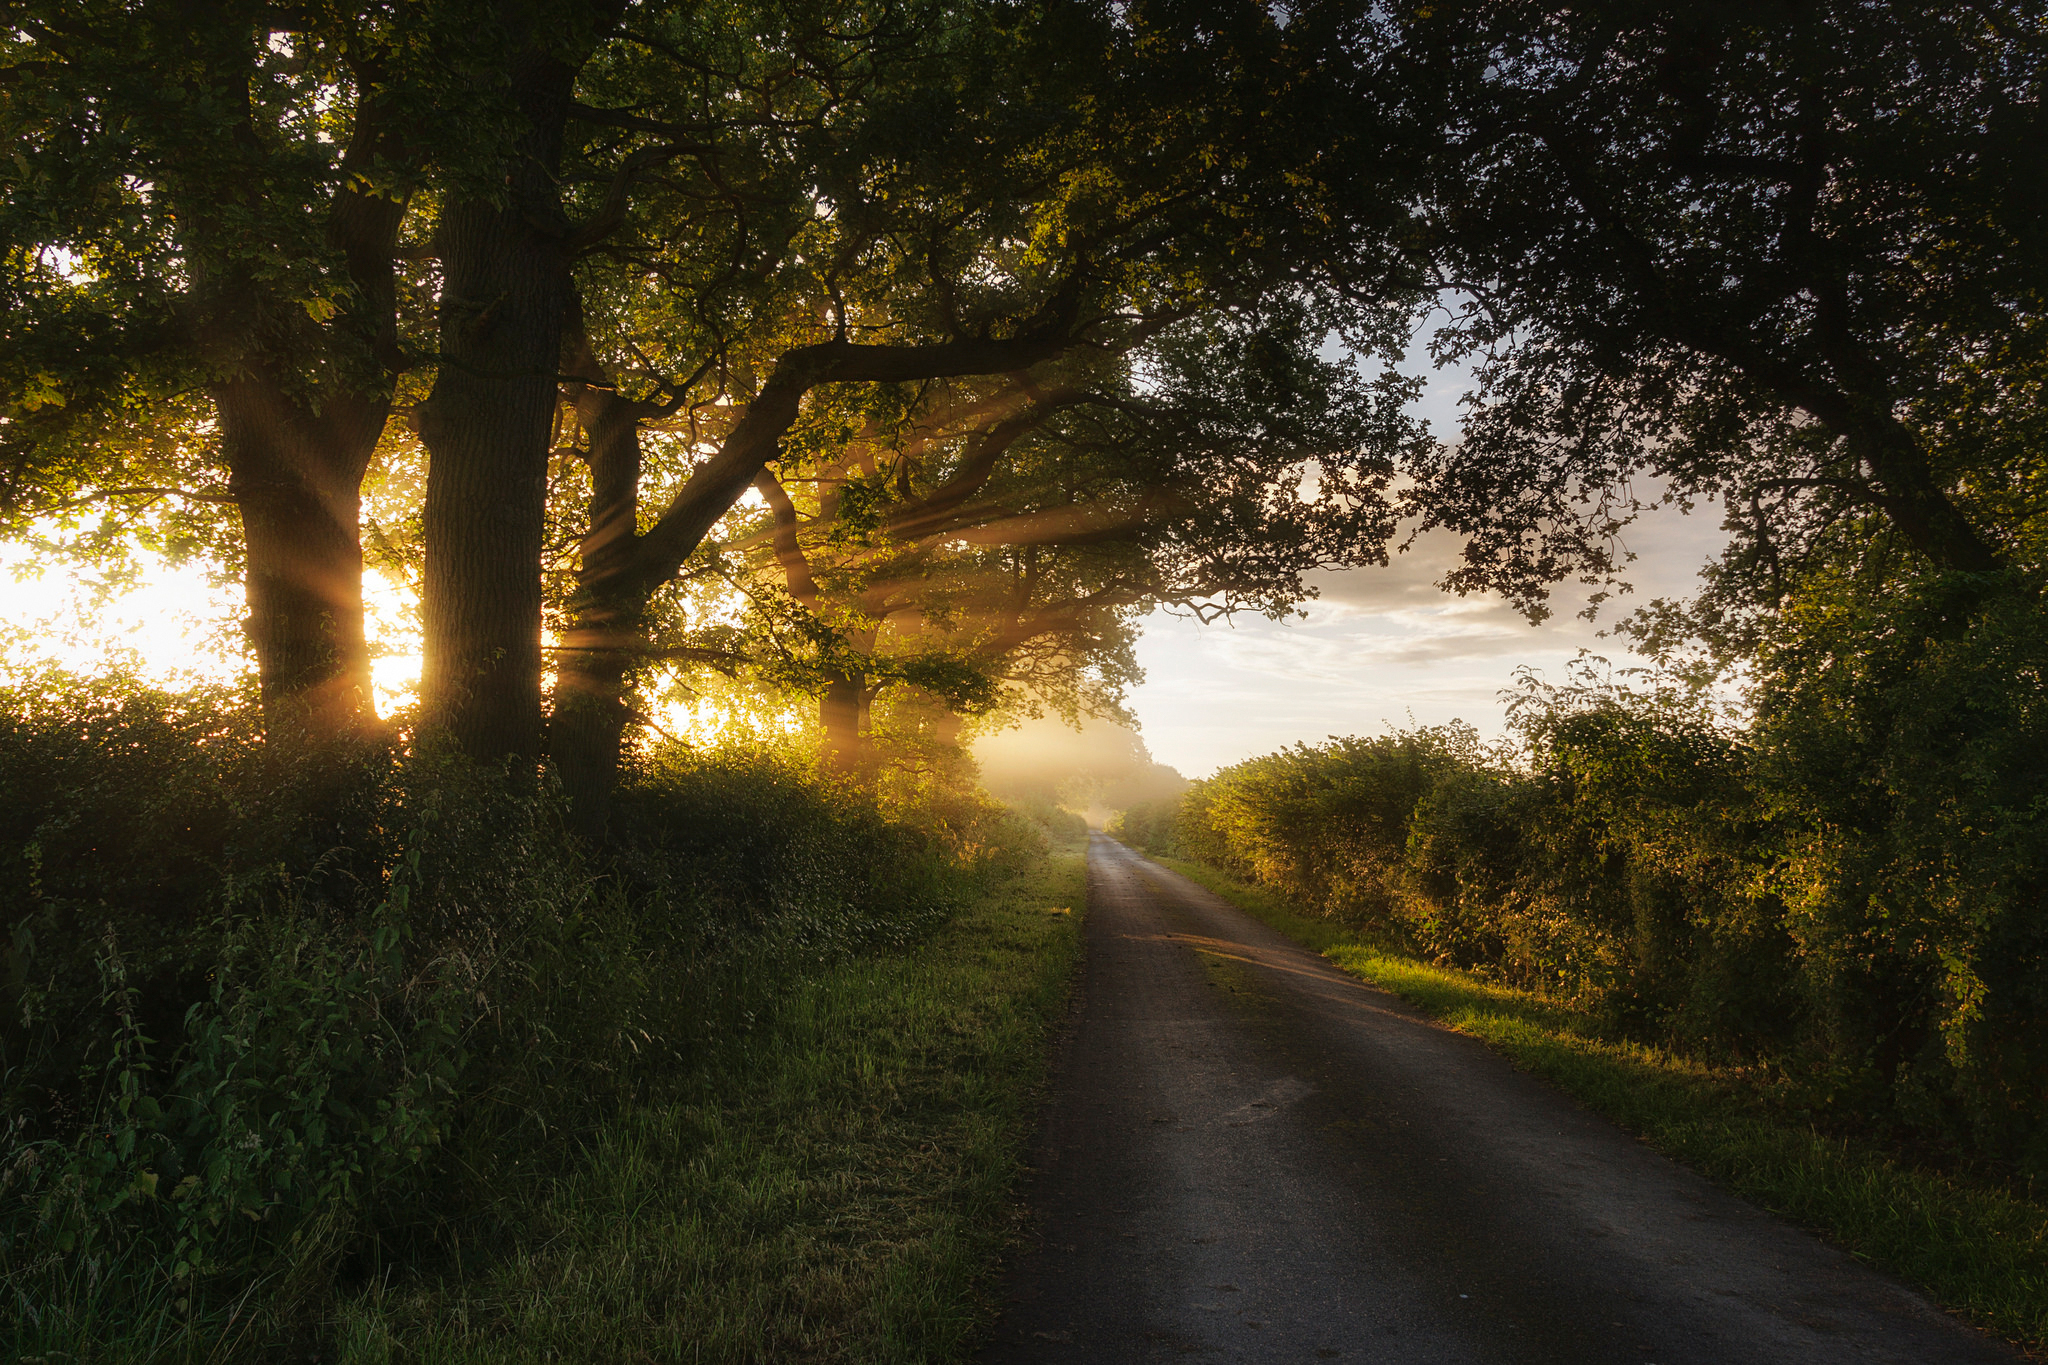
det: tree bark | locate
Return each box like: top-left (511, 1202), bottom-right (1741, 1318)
top-left (820, 671), bottom-right (866, 771)
top-left (185, 33), bottom-right (409, 741)
top-left (553, 331), bottom-right (656, 826)
top-left (758, 468), bottom-right (869, 772)
top-left (417, 47), bottom-right (577, 764)
top-left (1850, 422), bottom-right (2001, 576)
top-left (217, 375), bottom-right (383, 735)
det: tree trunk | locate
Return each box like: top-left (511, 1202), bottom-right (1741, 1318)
top-left (1854, 424), bottom-right (2001, 576)
top-left (182, 35), bottom-right (407, 742)
top-left (553, 362), bottom-right (651, 828)
top-left (820, 672), bottom-right (866, 771)
top-left (218, 377), bottom-right (379, 737)
top-left (552, 626), bottom-right (635, 822)
top-left (417, 51), bottom-right (576, 764)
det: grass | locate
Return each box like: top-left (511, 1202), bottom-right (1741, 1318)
top-left (331, 847), bottom-right (1086, 1365)
top-left (1154, 853), bottom-right (2048, 1355)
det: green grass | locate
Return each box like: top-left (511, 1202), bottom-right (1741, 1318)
top-left (332, 849), bottom-right (1086, 1365)
top-left (1154, 854), bottom-right (2048, 1354)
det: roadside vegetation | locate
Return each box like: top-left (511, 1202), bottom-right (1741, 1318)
top-left (336, 841), bottom-right (1085, 1364)
top-left (1114, 630), bottom-right (2048, 1347)
top-left (1159, 856), bottom-right (2048, 1349)
top-left (4, 1), bottom-right (2043, 1360)
top-left (0, 674), bottom-right (1084, 1362)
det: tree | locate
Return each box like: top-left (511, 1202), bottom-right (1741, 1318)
top-left (542, 0), bottom-right (1424, 810)
top-left (715, 288), bottom-right (1422, 772)
top-left (413, 0), bottom-right (1116, 766)
top-left (1, 0), bottom-right (450, 735)
top-left (413, 0), bottom-right (624, 761)
top-left (1366, 0), bottom-right (2047, 624)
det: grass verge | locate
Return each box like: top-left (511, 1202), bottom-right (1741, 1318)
top-left (1154, 854), bottom-right (2048, 1355)
top-left (334, 847), bottom-right (1086, 1365)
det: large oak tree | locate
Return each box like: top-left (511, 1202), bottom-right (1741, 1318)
top-left (0, 0), bottom-right (460, 733)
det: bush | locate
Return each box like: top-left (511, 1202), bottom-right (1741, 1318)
top-left (1146, 589), bottom-right (2048, 1177)
top-left (0, 678), bottom-right (1002, 1360)
top-left (1107, 797), bottom-right (1179, 855)
top-left (1172, 724), bottom-right (1497, 923)
top-left (1751, 571), bottom-right (2048, 1169)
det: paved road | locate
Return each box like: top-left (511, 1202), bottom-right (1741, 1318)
top-left (981, 835), bottom-right (2017, 1364)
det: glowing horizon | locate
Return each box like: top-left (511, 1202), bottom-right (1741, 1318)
top-left (0, 335), bottom-right (1730, 778)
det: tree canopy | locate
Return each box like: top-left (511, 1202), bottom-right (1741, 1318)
top-left (3, 0), bottom-right (2042, 807)
top-left (1372, 0), bottom-right (2046, 629)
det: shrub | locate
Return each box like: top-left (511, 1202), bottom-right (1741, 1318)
top-left (1751, 571), bottom-right (2048, 1167)
top-left (0, 678), bottom-right (1000, 1360)
top-left (1107, 797), bottom-right (1180, 855)
top-left (1174, 724), bottom-right (1498, 924)
top-left (1149, 598), bottom-right (2048, 1176)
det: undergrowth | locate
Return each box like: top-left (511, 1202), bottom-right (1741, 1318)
top-left (332, 846), bottom-right (1085, 1363)
top-left (0, 674), bottom-right (1078, 1361)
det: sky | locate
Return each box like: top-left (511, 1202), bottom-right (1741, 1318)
top-left (1119, 353), bottom-right (1730, 777)
top-left (1123, 514), bottom-right (1727, 778)
top-left (0, 337), bottom-right (1730, 777)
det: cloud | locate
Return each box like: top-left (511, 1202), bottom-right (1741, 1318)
top-left (1128, 497), bottom-right (1730, 775)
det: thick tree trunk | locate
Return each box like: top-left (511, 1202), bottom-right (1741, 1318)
top-left (215, 372), bottom-right (390, 738)
top-left (819, 618), bottom-right (880, 772)
top-left (417, 52), bottom-right (576, 764)
top-left (820, 672), bottom-right (866, 771)
top-left (182, 38), bottom-right (407, 742)
top-left (552, 629), bottom-right (635, 822)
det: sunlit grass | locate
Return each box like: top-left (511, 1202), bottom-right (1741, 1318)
top-left (1156, 854), bottom-right (2048, 1353)
top-left (333, 848), bottom-right (1086, 1364)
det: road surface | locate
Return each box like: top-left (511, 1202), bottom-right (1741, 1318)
top-left (981, 835), bottom-right (2016, 1364)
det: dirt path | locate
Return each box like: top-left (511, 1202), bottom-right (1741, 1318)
top-left (980, 835), bottom-right (2017, 1364)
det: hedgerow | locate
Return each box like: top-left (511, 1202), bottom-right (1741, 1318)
top-left (1115, 573), bottom-right (2048, 1176)
top-left (0, 672), bottom-right (1027, 1359)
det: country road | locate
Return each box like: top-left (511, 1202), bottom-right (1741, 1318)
top-left (980, 834), bottom-right (2017, 1364)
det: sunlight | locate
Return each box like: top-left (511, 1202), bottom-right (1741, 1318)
top-left (364, 567), bottom-right (422, 715)
top-left (0, 541), bottom-right (245, 687)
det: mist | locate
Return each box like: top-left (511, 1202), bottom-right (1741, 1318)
top-left (974, 715), bottom-right (1188, 827)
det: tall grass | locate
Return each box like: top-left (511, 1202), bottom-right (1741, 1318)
top-left (334, 849), bottom-right (1085, 1364)
top-left (0, 674), bottom-right (1073, 1361)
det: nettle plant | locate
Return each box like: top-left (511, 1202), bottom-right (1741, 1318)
top-left (8, 819), bottom-right (465, 1297)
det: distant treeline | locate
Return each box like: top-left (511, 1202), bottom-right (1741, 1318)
top-left (1114, 575), bottom-right (2048, 1177)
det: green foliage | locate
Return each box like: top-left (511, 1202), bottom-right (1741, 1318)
top-left (1004, 792), bottom-right (1089, 846)
top-left (331, 849), bottom-right (1086, 1364)
top-left (1751, 571), bottom-right (2048, 1170)
top-left (1150, 595), bottom-right (2048, 1175)
top-left (1171, 724), bottom-right (1495, 923)
top-left (1106, 797), bottom-right (1179, 856)
top-left (0, 675), bottom-right (1023, 1360)
top-left (1389, 0), bottom-right (2045, 612)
